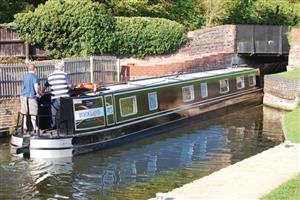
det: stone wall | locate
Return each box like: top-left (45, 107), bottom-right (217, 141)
top-left (263, 75), bottom-right (300, 110)
top-left (0, 98), bottom-right (20, 134)
top-left (287, 28), bottom-right (300, 71)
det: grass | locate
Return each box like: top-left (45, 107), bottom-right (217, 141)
top-left (261, 174), bottom-right (300, 200)
top-left (275, 68), bottom-right (300, 81)
top-left (283, 105), bottom-right (300, 143)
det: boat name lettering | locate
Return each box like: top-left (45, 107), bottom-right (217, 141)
top-left (75, 108), bottom-right (104, 120)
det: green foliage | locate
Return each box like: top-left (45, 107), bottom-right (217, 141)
top-left (250, 0), bottom-right (300, 26)
top-left (11, 0), bottom-right (300, 59)
top-left (14, 0), bottom-right (115, 58)
top-left (200, 0), bottom-right (229, 27)
top-left (216, 0), bottom-right (300, 26)
top-left (0, 0), bottom-right (32, 23)
top-left (99, 0), bottom-right (204, 30)
top-left (113, 17), bottom-right (187, 58)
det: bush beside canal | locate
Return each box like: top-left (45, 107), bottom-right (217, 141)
top-left (13, 0), bottom-right (187, 59)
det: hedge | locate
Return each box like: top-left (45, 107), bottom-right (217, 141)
top-left (113, 17), bottom-right (187, 58)
top-left (14, 1), bottom-right (187, 58)
top-left (14, 0), bottom-right (115, 58)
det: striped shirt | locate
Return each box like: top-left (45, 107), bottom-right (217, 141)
top-left (45, 70), bottom-right (71, 99)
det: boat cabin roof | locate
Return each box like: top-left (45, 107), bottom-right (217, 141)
top-left (100, 67), bottom-right (256, 94)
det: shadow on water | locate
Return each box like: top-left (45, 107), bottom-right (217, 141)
top-left (0, 105), bottom-right (283, 200)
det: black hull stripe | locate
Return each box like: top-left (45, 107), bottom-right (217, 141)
top-left (30, 147), bottom-right (73, 150)
top-left (11, 140), bottom-right (73, 150)
top-left (10, 143), bottom-right (21, 148)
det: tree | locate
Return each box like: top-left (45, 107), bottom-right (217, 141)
top-left (250, 0), bottom-right (300, 25)
top-left (0, 0), bottom-right (31, 23)
top-left (213, 0), bottom-right (300, 26)
top-left (95, 0), bottom-right (205, 30)
top-left (200, 0), bottom-right (230, 27)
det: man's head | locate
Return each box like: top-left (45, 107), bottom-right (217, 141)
top-left (55, 61), bottom-right (64, 71)
top-left (27, 64), bottom-right (37, 72)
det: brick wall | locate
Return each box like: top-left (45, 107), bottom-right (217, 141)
top-left (287, 28), bottom-right (300, 71)
top-left (264, 75), bottom-right (300, 99)
top-left (120, 25), bottom-right (236, 80)
top-left (263, 75), bottom-right (300, 110)
top-left (179, 25), bottom-right (236, 56)
top-left (0, 98), bottom-right (20, 132)
top-left (123, 53), bottom-right (234, 80)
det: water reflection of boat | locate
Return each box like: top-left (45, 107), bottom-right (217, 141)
top-left (10, 67), bottom-right (261, 158)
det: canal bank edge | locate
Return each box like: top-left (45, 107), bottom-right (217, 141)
top-left (151, 144), bottom-right (300, 200)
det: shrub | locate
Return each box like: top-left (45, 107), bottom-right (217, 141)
top-left (250, 0), bottom-right (300, 26)
top-left (99, 0), bottom-right (204, 30)
top-left (14, 0), bottom-right (115, 58)
top-left (113, 17), bottom-right (187, 58)
top-left (216, 0), bottom-right (300, 26)
top-left (0, 0), bottom-right (32, 23)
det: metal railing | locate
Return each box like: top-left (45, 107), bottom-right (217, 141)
top-left (15, 112), bottom-right (70, 137)
top-left (0, 56), bottom-right (120, 99)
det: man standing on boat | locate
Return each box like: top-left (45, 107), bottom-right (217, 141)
top-left (44, 61), bottom-right (72, 129)
top-left (20, 64), bottom-right (41, 132)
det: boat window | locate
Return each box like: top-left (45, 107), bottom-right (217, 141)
top-left (236, 76), bottom-right (245, 89)
top-left (182, 85), bottom-right (195, 102)
top-left (148, 92), bottom-right (158, 111)
top-left (219, 79), bottom-right (230, 94)
top-left (248, 74), bottom-right (256, 86)
top-left (200, 82), bottom-right (208, 98)
top-left (119, 96), bottom-right (138, 117)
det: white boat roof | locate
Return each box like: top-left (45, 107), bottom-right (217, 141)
top-left (103, 67), bottom-right (255, 94)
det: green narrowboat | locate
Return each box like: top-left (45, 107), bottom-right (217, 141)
top-left (11, 67), bottom-right (261, 158)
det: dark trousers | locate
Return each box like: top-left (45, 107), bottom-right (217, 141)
top-left (51, 98), bottom-right (60, 128)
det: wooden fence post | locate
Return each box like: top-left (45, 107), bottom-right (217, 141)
top-left (90, 56), bottom-right (94, 83)
top-left (25, 41), bottom-right (30, 63)
top-left (117, 58), bottom-right (120, 82)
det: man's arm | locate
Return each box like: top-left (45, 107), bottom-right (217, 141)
top-left (34, 83), bottom-right (41, 97)
top-left (33, 75), bottom-right (41, 97)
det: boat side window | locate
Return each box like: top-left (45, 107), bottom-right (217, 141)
top-left (182, 85), bottom-right (195, 102)
top-left (148, 92), bottom-right (158, 111)
top-left (200, 82), bottom-right (208, 98)
top-left (119, 96), bottom-right (138, 117)
top-left (248, 74), bottom-right (256, 86)
top-left (219, 79), bottom-right (230, 94)
top-left (236, 76), bottom-right (245, 89)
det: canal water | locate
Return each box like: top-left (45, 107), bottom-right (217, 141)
top-left (0, 105), bottom-right (283, 200)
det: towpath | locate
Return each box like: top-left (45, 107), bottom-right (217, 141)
top-left (152, 143), bottom-right (300, 200)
